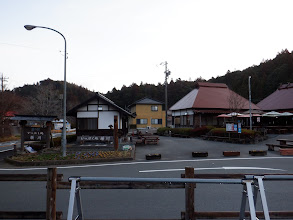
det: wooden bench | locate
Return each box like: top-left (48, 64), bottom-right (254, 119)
top-left (266, 143), bottom-right (293, 151)
top-left (277, 139), bottom-right (293, 145)
top-left (144, 136), bottom-right (159, 145)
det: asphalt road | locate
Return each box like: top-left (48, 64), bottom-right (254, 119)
top-left (1, 134), bottom-right (293, 219)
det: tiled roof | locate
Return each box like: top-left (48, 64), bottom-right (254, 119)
top-left (257, 83), bottom-right (293, 111)
top-left (67, 92), bottom-right (133, 116)
top-left (170, 82), bottom-right (259, 111)
top-left (129, 97), bottom-right (163, 107)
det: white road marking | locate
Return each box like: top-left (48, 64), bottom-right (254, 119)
top-left (139, 167), bottom-right (286, 173)
top-left (0, 156), bottom-right (292, 171)
top-left (0, 148), bottom-right (13, 153)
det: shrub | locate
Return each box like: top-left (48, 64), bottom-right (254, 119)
top-left (208, 128), bottom-right (259, 139)
top-left (129, 124), bottom-right (137, 129)
top-left (157, 127), bottom-right (172, 136)
top-left (190, 126), bottom-right (215, 137)
top-left (51, 134), bottom-right (77, 147)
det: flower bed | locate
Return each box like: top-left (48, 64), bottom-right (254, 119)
top-left (10, 150), bottom-right (131, 162)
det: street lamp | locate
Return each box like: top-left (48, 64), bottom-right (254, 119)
top-left (248, 76), bottom-right (252, 130)
top-left (24, 25), bottom-right (67, 156)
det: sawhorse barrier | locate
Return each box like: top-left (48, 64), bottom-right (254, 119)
top-left (66, 167), bottom-right (293, 220)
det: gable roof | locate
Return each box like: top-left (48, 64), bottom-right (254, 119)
top-left (257, 83), bottom-right (293, 111)
top-left (170, 82), bottom-right (259, 111)
top-left (67, 92), bottom-right (133, 116)
top-left (128, 97), bottom-right (164, 107)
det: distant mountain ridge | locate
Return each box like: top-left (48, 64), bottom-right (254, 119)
top-left (209, 49), bottom-right (293, 104)
top-left (12, 50), bottom-right (293, 112)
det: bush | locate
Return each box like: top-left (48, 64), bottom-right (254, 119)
top-left (208, 128), bottom-right (259, 139)
top-left (190, 126), bottom-right (215, 137)
top-left (51, 134), bottom-right (77, 147)
top-left (157, 127), bottom-right (172, 136)
top-left (129, 124), bottom-right (137, 129)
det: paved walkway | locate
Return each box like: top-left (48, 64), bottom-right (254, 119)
top-left (134, 133), bottom-right (293, 161)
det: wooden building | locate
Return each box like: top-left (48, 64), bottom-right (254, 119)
top-left (169, 82), bottom-right (260, 128)
top-left (67, 92), bottom-right (133, 141)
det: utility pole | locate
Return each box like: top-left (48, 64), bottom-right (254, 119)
top-left (0, 73), bottom-right (8, 92)
top-left (160, 62), bottom-right (171, 127)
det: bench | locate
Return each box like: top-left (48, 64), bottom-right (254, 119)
top-left (266, 143), bottom-right (293, 151)
top-left (144, 136), bottom-right (160, 145)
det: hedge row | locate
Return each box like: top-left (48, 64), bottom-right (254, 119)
top-left (157, 126), bottom-right (215, 137)
top-left (157, 127), bottom-right (259, 139)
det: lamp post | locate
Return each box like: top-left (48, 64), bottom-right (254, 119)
top-left (248, 76), bottom-right (252, 130)
top-left (24, 25), bottom-right (67, 156)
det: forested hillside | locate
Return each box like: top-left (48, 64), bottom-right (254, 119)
top-left (106, 50), bottom-right (293, 108)
top-left (6, 50), bottom-right (293, 118)
top-left (13, 78), bottom-right (94, 117)
top-left (209, 49), bottom-right (293, 103)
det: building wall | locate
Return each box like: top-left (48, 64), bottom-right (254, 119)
top-left (131, 104), bottom-right (166, 128)
top-left (76, 99), bottom-right (122, 129)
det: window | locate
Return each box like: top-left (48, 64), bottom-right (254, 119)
top-left (136, 119), bottom-right (148, 124)
top-left (151, 119), bottom-right (162, 124)
top-left (151, 105), bottom-right (158, 111)
top-left (77, 118), bottom-right (97, 130)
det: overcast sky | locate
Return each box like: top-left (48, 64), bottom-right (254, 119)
top-left (1, 0), bottom-right (293, 93)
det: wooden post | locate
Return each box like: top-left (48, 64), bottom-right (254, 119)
top-left (47, 168), bottom-right (57, 220)
top-left (13, 145), bottom-right (17, 156)
top-left (19, 120), bottom-right (27, 152)
top-left (185, 167), bottom-right (195, 220)
top-left (45, 122), bottom-right (52, 148)
top-left (114, 115), bottom-right (118, 151)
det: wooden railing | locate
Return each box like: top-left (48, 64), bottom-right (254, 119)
top-left (2, 167), bottom-right (293, 219)
top-left (0, 168), bottom-right (62, 220)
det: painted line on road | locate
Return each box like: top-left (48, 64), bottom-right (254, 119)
top-left (0, 148), bottom-right (13, 153)
top-left (0, 156), bottom-right (293, 171)
top-left (139, 167), bottom-right (286, 173)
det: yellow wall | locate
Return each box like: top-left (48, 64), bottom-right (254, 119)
top-left (130, 104), bottom-right (166, 128)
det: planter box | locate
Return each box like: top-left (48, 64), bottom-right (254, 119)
top-left (192, 152), bottom-right (208, 157)
top-left (145, 154), bottom-right (161, 160)
top-left (280, 148), bottom-right (293, 156)
top-left (223, 151), bottom-right (240, 157)
top-left (249, 150), bottom-right (267, 156)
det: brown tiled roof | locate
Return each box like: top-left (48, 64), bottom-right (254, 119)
top-left (257, 83), bottom-right (293, 111)
top-left (170, 82), bottom-right (259, 111)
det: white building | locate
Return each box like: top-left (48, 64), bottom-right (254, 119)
top-left (67, 92), bottom-right (133, 141)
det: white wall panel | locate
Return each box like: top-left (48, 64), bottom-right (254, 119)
top-left (77, 112), bottom-right (98, 118)
top-left (99, 112), bottom-right (120, 129)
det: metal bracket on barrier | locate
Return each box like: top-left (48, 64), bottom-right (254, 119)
top-left (240, 180), bottom-right (257, 220)
top-left (239, 176), bottom-right (270, 220)
top-left (67, 177), bottom-right (83, 220)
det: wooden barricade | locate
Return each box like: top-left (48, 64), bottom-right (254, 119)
top-left (0, 168), bottom-right (63, 220)
top-left (2, 167), bottom-right (293, 219)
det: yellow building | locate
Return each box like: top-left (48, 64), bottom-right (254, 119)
top-left (129, 97), bottom-right (166, 129)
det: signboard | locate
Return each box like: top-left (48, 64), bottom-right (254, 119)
top-left (226, 123), bottom-right (241, 133)
top-left (226, 123), bottom-right (234, 132)
top-left (238, 123), bottom-right (242, 133)
top-left (24, 127), bottom-right (47, 141)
